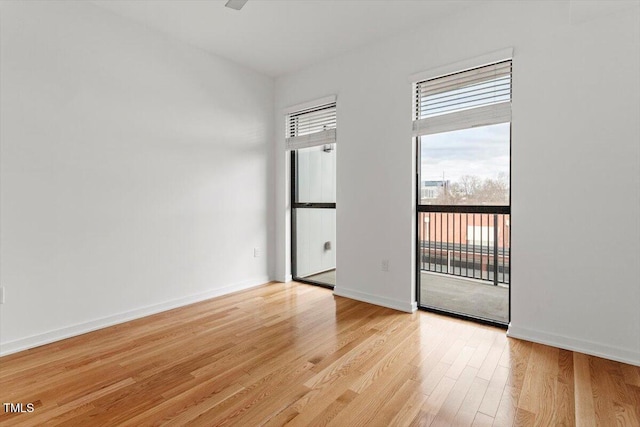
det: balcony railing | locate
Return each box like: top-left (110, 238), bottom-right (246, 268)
top-left (419, 212), bottom-right (510, 286)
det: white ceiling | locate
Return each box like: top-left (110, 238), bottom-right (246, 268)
top-left (90, 0), bottom-right (477, 77)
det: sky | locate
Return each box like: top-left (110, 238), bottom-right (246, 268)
top-left (420, 122), bottom-right (510, 184)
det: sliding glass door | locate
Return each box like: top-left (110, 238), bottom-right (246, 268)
top-left (291, 145), bottom-right (336, 288)
top-left (414, 58), bottom-right (512, 326)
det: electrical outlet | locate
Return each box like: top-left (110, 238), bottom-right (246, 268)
top-left (0, 286), bottom-right (5, 304)
top-left (381, 260), bottom-right (389, 272)
top-left (254, 248), bottom-right (260, 258)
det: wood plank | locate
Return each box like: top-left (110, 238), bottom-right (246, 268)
top-left (387, 387), bottom-right (429, 427)
top-left (493, 384), bottom-right (519, 427)
top-left (589, 357), bottom-right (621, 427)
top-left (445, 345), bottom-right (476, 380)
top-left (499, 337), bottom-right (532, 390)
top-left (430, 366), bottom-right (479, 427)
top-left (281, 370), bottom-right (362, 426)
top-left (477, 333), bottom-right (508, 381)
top-left (627, 384), bottom-right (640, 424)
top-left (305, 388), bottom-right (358, 426)
top-left (327, 364), bottom-right (416, 427)
top-left (452, 376), bottom-right (490, 426)
top-left (472, 412), bottom-right (495, 427)
top-left (468, 329), bottom-right (498, 369)
top-left (374, 380), bottom-right (423, 425)
top-left (513, 407), bottom-right (536, 426)
top-left (478, 365), bottom-right (509, 417)
top-left (409, 376), bottom-right (457, 427)
top-left (573, 352), bottom-right (597, 427)
top-left (619, 363), bottom-right (640, 387)
top-left (555, 376), bottom-right (576, 427)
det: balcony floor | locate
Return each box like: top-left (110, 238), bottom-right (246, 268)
top-left (301, 269), bottom-right (336, 287)
top-left (420, 271), bottom-right (509, 324)
top-left (302, 269), bottom-right (509, 325)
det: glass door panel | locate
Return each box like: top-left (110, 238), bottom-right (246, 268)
top-left (419, 123), bottom-right (510, 206)
top-left (418, 123), bottom-right (510, 325)
top-left (292, 144), bottom-right (336, 287)
top-left (295, 208), bottom-right (336, 286)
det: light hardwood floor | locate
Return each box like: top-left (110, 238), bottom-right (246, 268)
top-left (1, 282), bottom-right (639, 426)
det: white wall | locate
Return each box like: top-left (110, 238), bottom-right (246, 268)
top-left (0, 1), bottom-right (274, 354)
top-left (275, 0), bottom-right (640, 365)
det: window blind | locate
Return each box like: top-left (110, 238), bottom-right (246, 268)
top-left (286, 102), bottom-right (337, 150)
top-left (413, 60), bottom-right (512, 137)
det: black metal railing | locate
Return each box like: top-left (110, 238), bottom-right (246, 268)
top-left (419, 212), bottom-right (510, 285)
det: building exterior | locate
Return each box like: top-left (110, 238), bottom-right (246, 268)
top-left (420, 180), bottom-right (448, 202)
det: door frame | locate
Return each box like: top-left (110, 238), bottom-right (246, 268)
top-left (290, 149), bottom-right (336, 289)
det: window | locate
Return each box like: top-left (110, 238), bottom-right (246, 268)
top-left (413, 59), bottom-right (512, 135)
top-left (286, 100), bottom-right (336, 150)
top-left (415, 59), bottom-right (512, 207)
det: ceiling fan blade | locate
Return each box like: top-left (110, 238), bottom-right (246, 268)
top-left (225, 0), bottom-right (248, 10)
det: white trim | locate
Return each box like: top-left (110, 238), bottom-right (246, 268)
top-left (333, 286), bottom-right (418, 313)
top-left (507, 323), bottom-right (640, 367)
top-left (0, 276), bottom-right (271, 357)
top-left (409, 47), bottom-right (513, 83)
top-left (286, 129), bottom-right (336, 150)
top-left (283, 95), bottom-right (337, 115)
top-left (413, 102), bottom-right (511, 137)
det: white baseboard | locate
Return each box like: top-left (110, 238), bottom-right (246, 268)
top-left (333, 286), bottom-right (417, 313)
top-left (507, 323), bottom-right (640, 367)
top-left (0, 276), bottom-right (271, 357)
top-left (275, 274), bottom-right (292, 283)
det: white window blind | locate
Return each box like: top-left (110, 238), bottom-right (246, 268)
top-left (413, 60), bottom-right (512, 137)
top-left (286, 101), bottom-right (336, 150)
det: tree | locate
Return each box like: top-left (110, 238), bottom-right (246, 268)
top-left (435, 174), bottom-right (509, 205)
top-left (452, 175), bottom-right (482, 202)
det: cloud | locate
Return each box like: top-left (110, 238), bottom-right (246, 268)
top-left (420, 123), bottom-right (510, 181)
